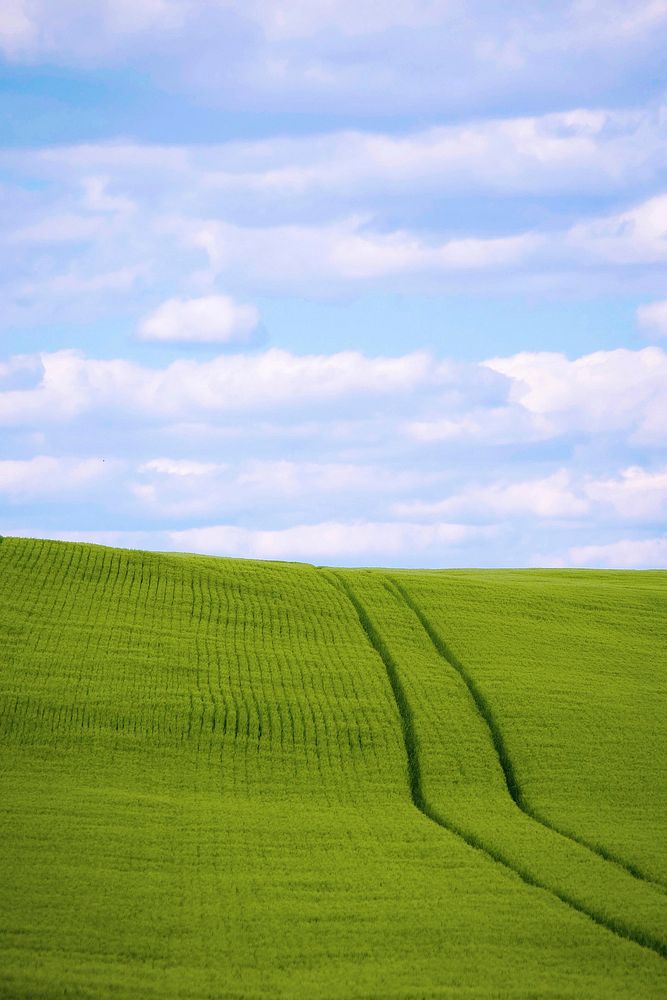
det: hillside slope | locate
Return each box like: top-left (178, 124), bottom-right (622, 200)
top-left (0, 538), bottom-right (665, 998)
top-left (394, 568), bottom-right (667, 885)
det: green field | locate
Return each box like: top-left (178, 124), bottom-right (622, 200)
top-left (0, 537), bottom-right (665, 998)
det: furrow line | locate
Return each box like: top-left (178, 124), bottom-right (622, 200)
top-left (387, 576), bottom-right (667, 896)
top-left (322, 568), bottom-right (667, 963)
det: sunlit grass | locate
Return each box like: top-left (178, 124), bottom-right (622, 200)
top-left (0, 538), bottom-right (665, 997)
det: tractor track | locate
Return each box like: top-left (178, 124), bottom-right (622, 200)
top-left (320, 567), bottom-right (667, 963)
top-left (387, 574), bottom-right (667, 896)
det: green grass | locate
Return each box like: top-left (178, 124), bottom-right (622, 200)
top-left (0, 537), bottom-right (665, 998)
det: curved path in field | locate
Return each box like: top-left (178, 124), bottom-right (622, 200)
top-left (388, 576), bottom-right (667, 893)
top-left (321, 568), bottom-right (667, 963)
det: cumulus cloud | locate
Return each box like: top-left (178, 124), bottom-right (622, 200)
top-left (484, 347), bottom-right (667, 440)
top-left (6, 518), bottom-right (491, 564)
top-left (181, 216), bottom-right (540, 292)
top-left (3, 6), bottom-right (667, 571)
top-left (584, 465), bottom-right (667, 519)
top-left (140, 457), bottom-right (221, 476)
top-left (567, 194), bottom-right (667, 265)
top-left (1, 346), bottom-right (666, 568)
top-left (0, 347), bottom-right (448, 426)
top-left (0, 456), bottom-right (112, 499)
top-left (131, 457), bottom-right (422, 518)
top-left (168, 519), bottom-right (486, 560)
top-left (637, 299), bottom-right (667, 338)
top-left (568, 536), bottom-right (667, 568)
top-left (405, 405), bottom-right (550, 445)
top-left (395, 470), bottom-right (588, 521)
top-left (163, 106), bottom-right (667, 201)
top-left (163, 194), bottom-right (667, 292)
top-left (4, 176), bottom-right (666, 329)
top-left (2, 346), bottom-right (665, 455)
top-left (2, 113), bottom-right (667, 327)
top-left (14, 103), bottom-right (667, 199)
top-left (137, 294), bottom-right (260, 344)
top-left (395, 464), bottom-right (667, 525)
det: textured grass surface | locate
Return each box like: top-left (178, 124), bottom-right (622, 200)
top-left (0, 537), bottom-right (665, 998)
top-left (333, 570), bottom-right (667, 956)
top-left (391, 569), bottom-right (667, 885)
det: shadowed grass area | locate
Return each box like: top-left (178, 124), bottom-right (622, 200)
top-left (0, 538), bottom-right (665, 998)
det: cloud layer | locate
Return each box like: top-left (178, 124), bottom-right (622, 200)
top-left (3, 344), bottom-right (666, 566)
top-left (3, 0), bottom-right (667, 117)
top-left (2, 3), bottom-right (667, 567)
top-left (2, 101), bottom-right (667, 337)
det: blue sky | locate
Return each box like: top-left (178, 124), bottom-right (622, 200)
top-left (1, 0), bottom-right (667, 567)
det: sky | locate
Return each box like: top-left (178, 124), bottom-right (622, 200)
top-left (1, 1), bottom-right (667, 568)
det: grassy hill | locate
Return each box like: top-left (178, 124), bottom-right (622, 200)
top-left (0, 537), bottom-right (665, 998)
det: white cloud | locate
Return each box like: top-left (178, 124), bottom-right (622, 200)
top-left (195, 106), bottom-right (667, 199)
top-left (157, 193), bottom-right (667, 294)
top-left (395, 470), bottom-right (588, 520)
top-left (137, 294), bottom-right (260, 344)
top-left (15, 103), bottom-right (667, 199)
top-left (233, 459), bottom-right (408, 496)
top-left (637, 299), bottom-right (667, 338)
top-left (395, 463), bottom-right (667, 525)
top-left (0, 353), bottom-right (42, 383)
top-left (4, 528), bottom-right (167, 549)
top-left (1, 349), bottom-right (665, 569)
top-left (567, 194), bottom-right (667, 264)
top-left (3, 8), bottom-right (667, 571)
top-left (584, 465), bottom-right (667, 519)
top-left (2, 346), bottom-right (665, 457)
top-left (245, 0), bottom-right (452, 40)
top-left (0, 0), bottom-right (183, 59)
top-left (3, 119), bottom-right (667, 325)
top-left (0, 0), bottom-right (34, 58)
top-left (598, 0), bottom-right (667, 38)
top-left (81, 176), bottom-right (136, 215)
top-left (3, 1), bottom-right (667, 122)
top-left (19, 266), bottom-right (142, 298)
top-left (140, 457), bottom-right (221, 476)
top-left (168, 519), bottom-right (485, 560)
top-left (407, 345), bottom-right (667, 447)
top-left (0, 456), bottom-right (112, 499)
top-left (485, 347), bottom-right (667, 439)
top-left (130, 457), bottom-right (422, 518)
top-left (0, 347), bottom-right (443, 426)
top-left (5, 518), bottom-right (489, 564)
top-left (405, 405), bottom-right (549, 444)
top-left (11, 213), bottom-right (104, 243)
top-left (568, 536), bottom-right (667, 568)
top-left (183, 216), bottom-right (540, 291)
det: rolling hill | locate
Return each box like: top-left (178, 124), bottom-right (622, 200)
top-left (0, 537), bottom-right (665, 998)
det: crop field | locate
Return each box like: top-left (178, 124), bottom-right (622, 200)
top-left (0, 537), bottom-right (665, 998)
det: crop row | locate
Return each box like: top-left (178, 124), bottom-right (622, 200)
top-left (0, 539), bottom-right (406, 800)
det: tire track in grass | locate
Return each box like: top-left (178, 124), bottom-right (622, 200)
top-left (321, 570), bottom-right (422, 808)
top-left (320, 568), bottom-right (667, 963)
top-left (388, 575), bottom-right (667, 895)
